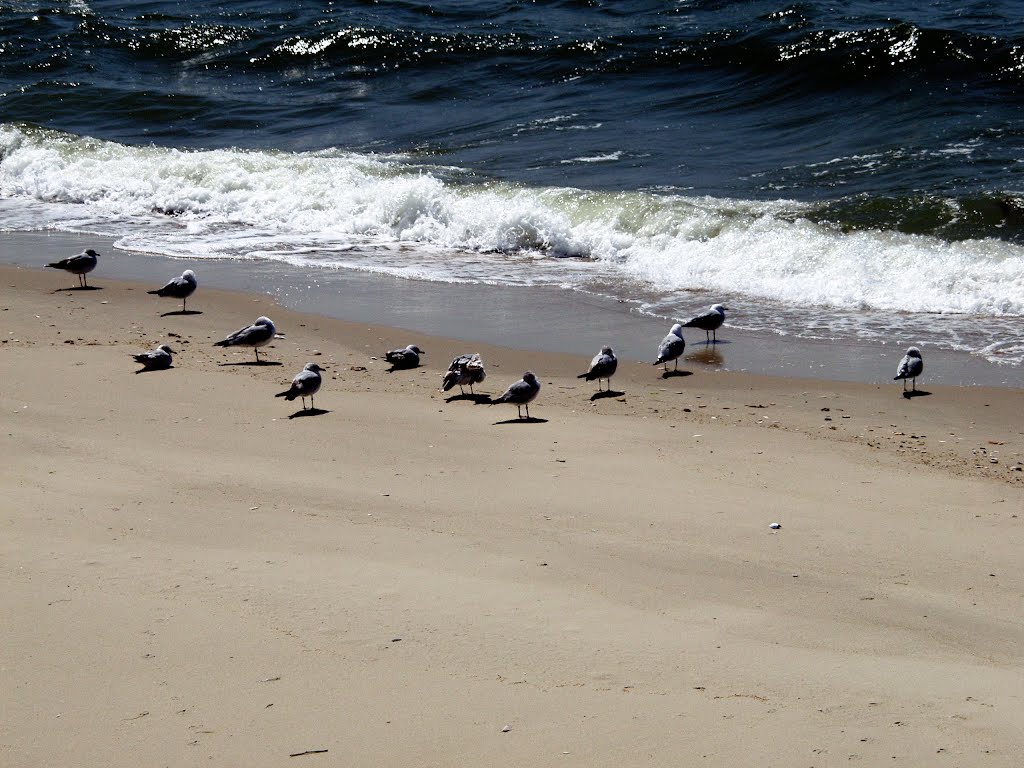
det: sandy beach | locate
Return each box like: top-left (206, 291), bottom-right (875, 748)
top-left (2, 257), bottom-right (1022, 767)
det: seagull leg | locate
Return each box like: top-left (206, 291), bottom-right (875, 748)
top-left (255, 347), bottom-right (261, 363)
top-left (525, 403), bottom-right (530, 419)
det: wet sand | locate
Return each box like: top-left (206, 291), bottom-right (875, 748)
top-left (1, 231), bottom-right (1019, 387)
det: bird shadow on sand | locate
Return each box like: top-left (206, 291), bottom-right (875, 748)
top-left (445, 393), bottom-right (492, 404)
top-left (493, 416), bottom-right (549, 425)
top-left (134, 366), bottom-right (174, 375)
top-left (161, 309), bottom-right (203, 317)
top-left (219, 360), bottom-right (283, 367)
top-left (386, 364), bottom-right (421, 373)
top-left (660, 369), bottom-right (693, 379)
top-left (54, 285), bottom-right (103, 292)
top-left (288, 408), bottom-right (330, 419)
top-left (902, 389), bottom-right (932, 399)
top-left (589, 389), bottom-right (625, 401)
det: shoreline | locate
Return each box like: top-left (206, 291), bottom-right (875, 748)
top-left (2, 256), bottom-right (1021, 486)
top-left (2, 254), bottom-right (1023, 767)
top-left (1, 230), bottom-right (1020, 388)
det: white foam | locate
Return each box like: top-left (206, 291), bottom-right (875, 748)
top-left (561, 151), bottom-right (623, 164)
top-left (2, 123), bottom-right (1022, 325)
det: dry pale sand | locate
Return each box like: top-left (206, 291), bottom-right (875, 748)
top-left (2, 263), bottom-right (1023, 768)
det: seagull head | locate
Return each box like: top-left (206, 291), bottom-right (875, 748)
top-left (670, 323), bottom-right (684, 337)
top-left (304, 362), bottom-right (325, 372)
top-left (183, 269), bottom-right (196, 279)
top-left (905, 346), bottom-right (922, 358)
top-left (711, 303), bottom-right (728, 313)
top-left (601, 345), bottom-right (614, 355)
top-left (408, 345), bottom-right (424, 355)
top-left (158, 344), bottom-right (174, 354)
top-left (254, 316), bottom-right (284, 338)
top-left (522, 371), bottom-right (538, 384)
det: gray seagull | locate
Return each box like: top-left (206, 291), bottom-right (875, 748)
top-left (385, 344), bottom-right (424, 369)
top-left (578, 345), bottom-right (618, 391)
top-left (276, 362), bottom-right (325, 410)
top-left (894, 346), bottom-right (924, 391)
top-left (47, 248), bottom-right (99, 288)
top-left (653, 323), bottom-right (686, 371)
top-left (442, 353), bottom-right (486, 394)
top-left (132, 343), bottom-right (174, 372)
top-left (148, 269), bottom-right (198, 312)
top-left (214, 316), bottom-right (282, 362)
top-left (681, 303), bottom-right (728, 343)
top-left (491, 371), bottom-right (541, 419)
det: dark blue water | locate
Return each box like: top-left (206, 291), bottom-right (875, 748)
top-left (4, 2), bottom-right (1024, 209)
top-left (1, 0), bottom-right (1023, 368)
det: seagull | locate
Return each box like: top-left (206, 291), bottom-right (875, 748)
top-left (46, 249), bottom-right (99, 287)
top-left (132, 343), bottom-right (174, 372)
top-left (385, 344), bottom-right (424, 369)
top-left (276, 362), bottom-right (325, 410)
top-left (894, 346), bottom-right (924, 391)
top-left (578, 346), bottom-right (617, 391)
top-left (147, 269), bottom-right (197, 312)
top-left (491, 371), bottom-right (541, 419)
top-left (442, 353), bottom-right (486, 394)
top-left (653, 323), bottom-right (686, 371)
top-left (681, 303), bottom-right (728, 343)
top-left (214, 316), bottom-right (282, 362)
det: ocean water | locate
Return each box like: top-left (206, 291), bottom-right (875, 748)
top-left (1, 0), bottom-right (1022, 369)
